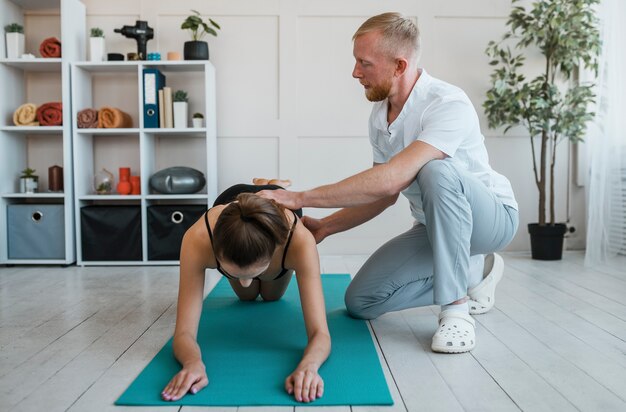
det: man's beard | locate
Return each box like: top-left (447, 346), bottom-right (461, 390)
top-left (365, 78), bottom-right (392, 102)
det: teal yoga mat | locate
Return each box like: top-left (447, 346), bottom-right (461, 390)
top-left (116, 274), bottom-right (393, 406)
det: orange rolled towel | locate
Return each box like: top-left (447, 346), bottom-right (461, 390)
top-left (39, 37), bottom-right (62, 58)
top-left (36, 102), bottom-right (63, 126)
top-left (97, 107), bottom-right (133, 128)
top-left (13, 103), bottom-right (39, 126)
top-left (77, 108), bottom-right (98, 128)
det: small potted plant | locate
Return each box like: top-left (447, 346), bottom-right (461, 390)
top-left (173, 90), bottom-right (189, 128)
top-left (20, 167), bottom-right (38, 193)
top-left (192, 112), bottom-right (204, 128)
top-left (181, 9), bottom-right (220, 60)
top-left (4, 23), bottom-right (24, 59)
top-left (89, 27), bottom-right (106, 62)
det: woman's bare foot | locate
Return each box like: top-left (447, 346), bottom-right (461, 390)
top-left (253, 178), bottom-right (292, 188)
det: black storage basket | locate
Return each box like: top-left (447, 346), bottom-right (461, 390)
top-left (147, 205), bottom-right (206, 260)
top-left (81, 205), bottom-right (142, 261)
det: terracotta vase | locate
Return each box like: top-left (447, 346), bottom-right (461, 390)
top-left (117, 167), bottom-right (132, 195)
top-left (130, 175), bottom-right (141, 195)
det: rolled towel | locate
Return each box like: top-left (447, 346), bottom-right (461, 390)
top-left (39, 37), bottom-right (62, 58)
top-left (97, 107), bottom-right (133, 128)
top-left (77, 108), bottom-right (98, 128)
top-left (36, 102), bottom-right (63, 126)
top-left (13, 103), bottom-right (39, 126)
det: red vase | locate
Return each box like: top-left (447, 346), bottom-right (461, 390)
top-left (117, 167), bottom-right (132, 195)
top-left (130, 175), bottom-right (141, 195)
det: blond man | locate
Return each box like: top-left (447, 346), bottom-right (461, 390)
top-left (260, 13), bottom-right (518, 353)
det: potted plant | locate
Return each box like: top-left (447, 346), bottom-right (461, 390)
top-left (20, 167), bottom-right (38, 193)
top-left (4, 23), bottom-right (24, 59)
top-left (181, 9), bottom-right (220, 60)
top-left (173, 90), bottom-right (189, 128)
top-left (89, 27), bottom-right (106, 62)
top-left (192, 112), bottom-right (204, 128)
top-left (483, 0), bottom-right (600, 260)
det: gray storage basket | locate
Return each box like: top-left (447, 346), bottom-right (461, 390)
top-left (7, 204), bottom-right (65, 259)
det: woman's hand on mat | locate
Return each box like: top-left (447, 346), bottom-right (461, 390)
top-left (257, 189), bottom-right (302, 210)
top-left (285, 365), bottom-right (324, 403)
top-left (301, 216), bottom-right (326, 244)
top-left (162, 361), bottom-right (208, 401)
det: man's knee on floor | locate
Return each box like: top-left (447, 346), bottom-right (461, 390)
top-left (344, 288), bottom-right (378, 320)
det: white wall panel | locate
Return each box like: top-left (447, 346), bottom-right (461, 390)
top-left (156, 15), bottom-right (279, 137)
top-left (296, 16), bottom-right (371, 137)
top-left (428, 16), bottom-right (544, 138)
top-left (217, 137), bottom-right (278, 192)
top-left (296, 136), bottom-right (372, 189)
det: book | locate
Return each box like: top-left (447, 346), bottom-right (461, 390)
top-left (158, 89), bottom-right (165, 128)
top-left (163, 87), bottom-right (173, 128)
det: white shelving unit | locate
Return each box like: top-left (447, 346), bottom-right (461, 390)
top-left (71, 61), bottom-right (217, 266)
top-left (0, 0), bottom-right (85, 265)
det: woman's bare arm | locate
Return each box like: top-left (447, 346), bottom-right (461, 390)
top-left (162, 221), bottom-right (212, 401)
top-left (284, 220), bottom-right (331, 403)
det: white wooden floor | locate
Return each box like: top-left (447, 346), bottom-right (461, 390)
top-left (2, 252), bottom-right (626, 412)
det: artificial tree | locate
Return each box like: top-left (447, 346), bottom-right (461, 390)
top-left (484, 0), bottom-right (600, 227)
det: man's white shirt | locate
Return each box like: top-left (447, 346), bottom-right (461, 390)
top-left (369, 69), bottom-right (518, 224)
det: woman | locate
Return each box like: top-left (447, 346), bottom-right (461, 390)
top-left (161, 183), bottom-right (330, 403)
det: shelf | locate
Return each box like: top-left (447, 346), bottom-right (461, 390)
top-left (77, 261), bottom-right (147, 266)
top-left (79, 195), bottom-right (142, 200)
top-left (146, 194), bottom-right (208, 200)
top-left (73, 62), bottom-right (140, 73)
top-left (5, 258), bottom-right (71, 265)
top-left (0, 58), bottom-right (62, 72)
top-left (76, 128), bottom-right (140, 135)
top-left (0, 0), bottom-right (84, 265)
top-left (9, 0), bottom-right (60, 9)
top-left (2, 193), bottom-right (65, 199)
top-left (143, 61), bottom-right (209, 72)
top-left (73, 60), bottom-right (211, 73)
top-left (0, 126), bottom-right (64, 134)
top-left (145, 128), bottom-right (207, 135)
top-left (75, 128), bottom-right (206, 135)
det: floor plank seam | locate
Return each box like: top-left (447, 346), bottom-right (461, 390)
top-left (111, 301), bottom-right (175, 365)
top-left (481, 306), bottom-right (626, 404)
top-left (473, 310), bottom-right (582, 410)
top-left (18, 300), bottom-right (148, 406)
top-left (469, 349), bottom-right (523, 411)
top-left (0, 309), bottom-right (100, 380)
top-left (497, 283), bottom-right (626, 356)
top-left (503, 273), bottom-right (626, 345)
top-left (505, 261), bottom-right (626, 315)
top-left (64, 302), bottom-right (176, 412)
top-left (368, 320), bottom-right (409, 412)
top-left (404, 309), bottom-right (468, 411)
top-left (505, 260), bottom-right (626, 309)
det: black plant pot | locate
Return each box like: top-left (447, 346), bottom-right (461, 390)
top-left (528, 223), bottom-right (567, 260)
top-left (184, 41), bottom-right (209, 60)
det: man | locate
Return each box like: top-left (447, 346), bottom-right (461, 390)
top-left (259, 12), bottom-right (518, 353)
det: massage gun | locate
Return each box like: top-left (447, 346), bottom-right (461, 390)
top-left (114, 20), bottom-right (154, 60)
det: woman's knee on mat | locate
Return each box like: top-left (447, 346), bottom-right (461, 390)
top-left (229, 279), bottom-right (261, 301)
